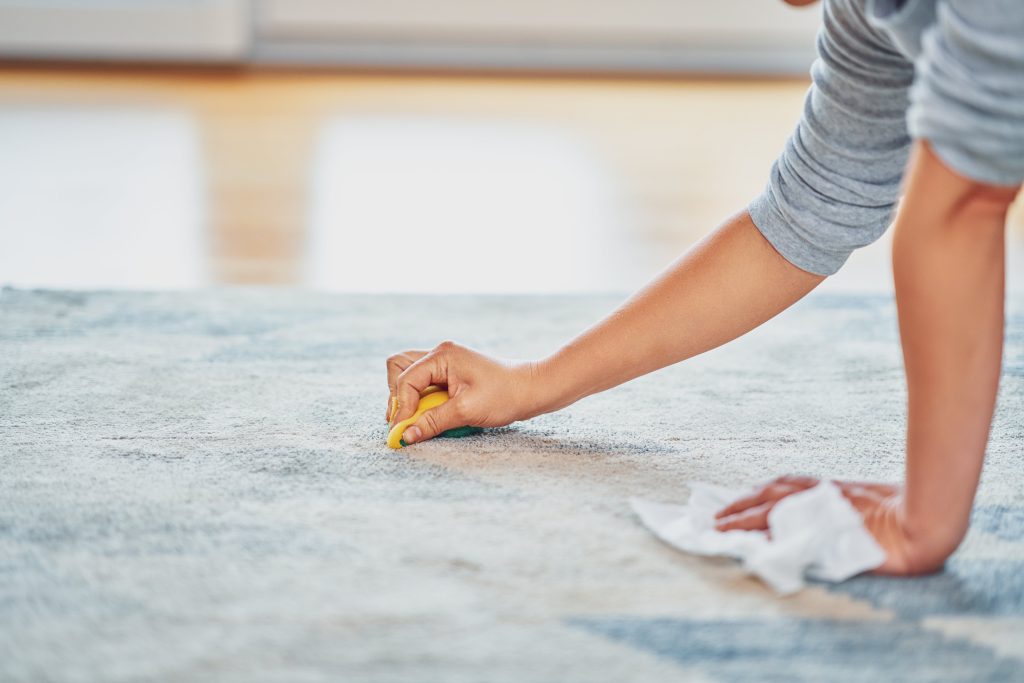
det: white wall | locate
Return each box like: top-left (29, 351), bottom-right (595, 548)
top-left (0, 0), bottom-right (821, 74)
top-left (255, 0), bottom-right (821, 74)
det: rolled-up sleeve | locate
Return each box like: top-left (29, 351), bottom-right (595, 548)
top-left (907, 0), bottom-right (1024, 187)
top-left (749, 0), bottom-right (915, 276)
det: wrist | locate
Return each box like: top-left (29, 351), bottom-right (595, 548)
top-left (891, 498), bottom-right (965, 574)
top-left (513, 353), bottom-right (577, 420)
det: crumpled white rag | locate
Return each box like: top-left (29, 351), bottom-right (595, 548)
top-left (631, 481), bottom-right (886, 595)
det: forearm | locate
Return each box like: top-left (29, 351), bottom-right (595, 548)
top-left (893, 142), bottom-right (1016, 565)
top-left (528, 211), bottom-right (823, 417)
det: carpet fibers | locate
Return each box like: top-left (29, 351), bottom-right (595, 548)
top-left (1, 288), bottom-right (1022, 682)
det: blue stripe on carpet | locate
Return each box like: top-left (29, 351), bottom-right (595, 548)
top-left (821, 559), bottom-right (1024, 619)
top-left (568, 617), bottom-right (1022, 682)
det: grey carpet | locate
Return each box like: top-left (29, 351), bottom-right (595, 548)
top-left (1, 288), bottom-right (1022, 682)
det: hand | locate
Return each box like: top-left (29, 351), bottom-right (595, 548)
top-left (386, 341), bottom-right (540, 445)
top-left (713, 475), bottom-right (949, 575)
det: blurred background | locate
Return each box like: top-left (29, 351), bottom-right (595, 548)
top-left (0, 0), bottom-right (1021, 294)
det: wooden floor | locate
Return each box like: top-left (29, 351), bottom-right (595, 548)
top-left (0, 65), bottom-right (1020, 290)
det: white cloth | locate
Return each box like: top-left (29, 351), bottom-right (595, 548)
top-left (631, 481), bottom-right (886, 595)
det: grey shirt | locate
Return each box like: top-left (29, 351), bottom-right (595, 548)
top-left (749, 0), bottom-right (1024, 276)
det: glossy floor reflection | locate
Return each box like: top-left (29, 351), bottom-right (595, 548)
top-left (0, 67), bottom-right (1021, 294)
top-left (306, 116), bottom-right (643, 293)
top-left (0, 106), bottom-right (206, 289)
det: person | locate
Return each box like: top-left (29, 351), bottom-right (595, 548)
top-left (384, 0), bottom-right (1024, 576)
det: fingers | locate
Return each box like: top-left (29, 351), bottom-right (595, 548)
top-left (391, 342), bottom-right (458, 425)
top-left (715, 501), bottom-right (774, 532)
top-left (385, 350), bottom-right (427, 422)
top-left (401, 398), bottom-right (464, 445)
top-left (714, 475), bottom-right (817, 520)
top-left (836, 482), bottom-right (892, 517)
top-left (714, 487), bottom-right (777, 520)
top-left (713, 475), bottom-right (819, 532)
top-left (711, 476), bottom-right (900, 537)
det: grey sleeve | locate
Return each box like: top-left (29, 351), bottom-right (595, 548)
top-left (748, 0), bottom-right (915, 276)
top-left (906, 0), bottom-right (1024, 187)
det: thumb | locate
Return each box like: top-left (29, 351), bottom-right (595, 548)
top-left (402, 398), bottom-right (464, 445)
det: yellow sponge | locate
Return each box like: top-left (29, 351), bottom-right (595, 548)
top-left (386, 386), bottom-right (482, 448)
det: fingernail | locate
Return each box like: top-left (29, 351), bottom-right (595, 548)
top-left (403, 426), bottom-right (422, 444)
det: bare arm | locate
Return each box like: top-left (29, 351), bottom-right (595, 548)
top-left (526, 211), bottom-right (823, 417)
top-left (891, 141), bottom-right (1017, 570)
top-left (387, 210), bottom-right (822, 444)
top-left (388, 0), bottom-right (901, 445)
top-left (715, 141), bottom-right (1019, 574)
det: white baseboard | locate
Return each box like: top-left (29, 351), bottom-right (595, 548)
top-left (0, 0), bottom-right (250, 62)
top-left (254, 40), bottom-right (816, 76)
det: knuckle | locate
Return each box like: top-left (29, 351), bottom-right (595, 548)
top-left (421, 410), bottom-right (441, 435)
top-left (436, 340), bottom-right (458, 354)
top-left (395, 386), bottom-right (414, 407)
